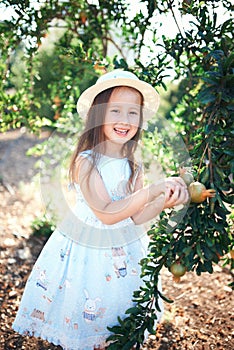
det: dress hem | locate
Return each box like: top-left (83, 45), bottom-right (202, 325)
top-left (12, 323), bottom-right (110, 350)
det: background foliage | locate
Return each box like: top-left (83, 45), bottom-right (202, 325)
top-left (0, 0), bottom-right (233, 348)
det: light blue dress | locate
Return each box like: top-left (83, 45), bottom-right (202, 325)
top-left (13, 151), bottom-right (163, 349)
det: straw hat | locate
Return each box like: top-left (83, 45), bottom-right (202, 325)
top-left (77, 69), bottom-right (160, 119)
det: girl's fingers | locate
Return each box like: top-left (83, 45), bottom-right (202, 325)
top-left (165, 185), bottom-right (189, 207)
top-left (164, 175), bottom-right (190, 208)
top-left (165, 187), bottom-right (173, 202)
top-left (176, 187), bottom-right (189, 205)
top-left (166, 186), bottom-right (180, 205)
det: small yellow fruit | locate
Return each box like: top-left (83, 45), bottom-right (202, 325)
top-left (170, 261), bottom-right (186, 282)
top-left (188, 181), bottom-right (216, 203)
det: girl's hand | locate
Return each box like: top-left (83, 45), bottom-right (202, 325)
top-left (164, 177), bottom-right (189, 208)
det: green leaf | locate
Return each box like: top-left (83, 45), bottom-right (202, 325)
top-left (125, 307), bottom-right (141, 315)
top-left (157, 290), bottom-right (173, 304)
top-left (204, 235), bottom-right (214, 247)
top-left (204, 260), bottom-right (213, 274)
top-left (107, 325), bottom-right (126, 335)
top-left (202, 245), bottom-right (214, 260)
top-left (147, 318), bottom-right (156, 335)
top-left (122, 340), bottom-right (137, 350)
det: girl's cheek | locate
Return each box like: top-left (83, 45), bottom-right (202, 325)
top-left (131, 115), bottom-right (140, 125)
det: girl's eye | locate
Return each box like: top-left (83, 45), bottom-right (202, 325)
top-left (129, 110), bottom-right (139, 116)
top-left (110, 109), bottom-right (120, 113)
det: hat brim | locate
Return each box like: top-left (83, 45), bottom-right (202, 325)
top-left (77, 77), bottom-right (160, 120)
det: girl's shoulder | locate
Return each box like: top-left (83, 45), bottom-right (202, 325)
top-left (72, 150), bottom-right (93, 185)
top-left (75, 150), bottom-right (95, 164)
top-left (78, 150), bottom-right (92, 159)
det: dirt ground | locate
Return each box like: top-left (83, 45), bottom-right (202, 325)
top-left (0, 129), bottom-right (233, 350)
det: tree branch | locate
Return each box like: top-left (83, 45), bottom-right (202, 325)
top-left (102, 35), bottom-right (128, 61)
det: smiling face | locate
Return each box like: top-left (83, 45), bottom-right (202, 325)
top-left (103, 87), bottom-right (142, 149)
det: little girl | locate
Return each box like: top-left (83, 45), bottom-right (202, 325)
top-left (13, 69), bottom-right (188, 349)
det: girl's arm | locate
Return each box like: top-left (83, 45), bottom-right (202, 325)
top-left (75, 157), bottom-right (167, 225)
top-left (131, 169), bottom-right (189, 224)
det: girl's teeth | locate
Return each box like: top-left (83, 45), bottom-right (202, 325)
top-left (115, 128), bottom-right (128, 135)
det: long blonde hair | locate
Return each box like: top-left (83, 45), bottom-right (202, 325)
top-left (69, 86), bottom-right (144, 190)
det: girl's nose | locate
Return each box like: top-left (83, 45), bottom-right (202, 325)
top-left (121, 109), bottom-right (130, 124)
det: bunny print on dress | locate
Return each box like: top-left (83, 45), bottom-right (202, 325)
top-left (83, 289), bottom-right (101, 323)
